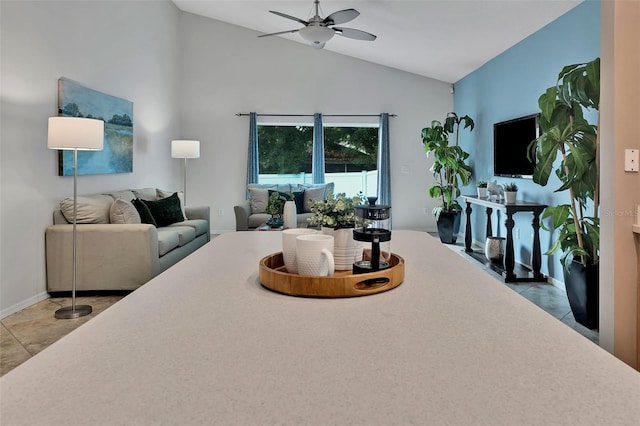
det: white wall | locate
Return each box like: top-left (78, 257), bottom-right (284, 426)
top-left (177, 13), bottom-right (452, 234)
top-left (0, 0), bottom-right (183, 316)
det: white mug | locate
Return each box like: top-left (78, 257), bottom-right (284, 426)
top-left (295, 234), bottom-right (335, 276)
top-left (282, 228), bottom-right (318, 274)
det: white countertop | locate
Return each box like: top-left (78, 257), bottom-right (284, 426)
top-left (2, 230), bottom-right (639, 425)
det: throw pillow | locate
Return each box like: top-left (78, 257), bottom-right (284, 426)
top-left (248, 187), bottom-right (271, 214)
top-left (60, 194), bottom-right (113, 224)
top-left (109, 198), bottom-right (141, 224)
top-left (292, 190), bottom-right (305, 214)
top-left (140, 192), bottom-right (185, 227)
top-left (302, 186), bottom-right (326, 213)
top-left (157, 189), bottom-right (186, 219)
top-left (132, 198), bottom-right (158, 227)
top-left (132, 187), bottom-right (158, 201)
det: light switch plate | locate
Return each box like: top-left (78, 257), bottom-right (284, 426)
top-left (625, 149), bottom-right (639, 172)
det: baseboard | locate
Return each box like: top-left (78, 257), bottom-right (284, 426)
top-left (1, 291), bottom-right (50, 320)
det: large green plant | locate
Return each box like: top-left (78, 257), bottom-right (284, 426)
top-left (421, 112), bottom-right (474, 217)
top-left (528, 58), bottom-right (600, 267)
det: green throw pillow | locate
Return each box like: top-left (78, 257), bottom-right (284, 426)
top-left (141, 192), bottom-right (185, 227)
top-left (132, 198), bottom-right (158, 227)
top-left (292, 190), bottom-right (305, 214)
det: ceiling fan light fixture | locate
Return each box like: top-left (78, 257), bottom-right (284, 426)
top-left (299, 25), bottom-right (334, 44)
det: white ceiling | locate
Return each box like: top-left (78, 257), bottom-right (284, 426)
top-left (172, 0), bottom-right (582, 83)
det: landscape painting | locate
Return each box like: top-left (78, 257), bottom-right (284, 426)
top-left (57, 78), bottom-right (133, 176)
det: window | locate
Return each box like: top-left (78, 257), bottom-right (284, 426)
top-left (257, 124), bottom-right (378, 196)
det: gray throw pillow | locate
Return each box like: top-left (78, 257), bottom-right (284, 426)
top-left (248, 187), bottom-right (271, 214)
top-left (303, 186), bottom-right (326, 213)
top-left (109, 198), bottom-right (141, 224)
top-left (60, 194), bottom-right (113, 224)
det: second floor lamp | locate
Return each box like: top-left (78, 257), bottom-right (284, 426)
top-left (171, 140), bottom-right (200, 205)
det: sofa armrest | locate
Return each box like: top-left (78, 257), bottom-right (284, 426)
top-left (45, 224), bottom-right (159, 292)
top-left (185, 205), bottom-right (210, 222)
top-left (234, 200), bottom-right (251, 231)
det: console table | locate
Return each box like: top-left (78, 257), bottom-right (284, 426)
top-left (462, 195), bottom-right (547, 283)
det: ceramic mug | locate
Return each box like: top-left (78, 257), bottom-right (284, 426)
top-left (282, 228), bottom-right (318, 274)
top-left (295, 234), bottom-right (335, 276)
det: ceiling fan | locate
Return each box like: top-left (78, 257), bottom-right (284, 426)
top-left (258, 0), bottom-right (377, 49)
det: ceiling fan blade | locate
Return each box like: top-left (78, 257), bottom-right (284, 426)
top-left (269, 10), bottom-right (309, 26)
top-left (258, 29), bottom-right (300, 38)
top-left (323, 8), bottom-right (359, 25)
top-left (333, 27), bottom-right (377, 41)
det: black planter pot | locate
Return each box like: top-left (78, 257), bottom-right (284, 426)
top-left (436, 211), bottom-right (461, 244)
top-left (563, 260), bottom-right (599, 329)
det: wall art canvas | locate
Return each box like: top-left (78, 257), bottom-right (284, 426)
top-left (57, 78), bottom-right (133, 176)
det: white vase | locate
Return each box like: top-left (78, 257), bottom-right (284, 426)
top-left (321, 227), bottom-right (363, 271)
top-left (477, 187), bottom-right (487, 198)
top-left (505, 191), bottom-right (517, 204)
top-left (283, 201), bottom-right (297, 229)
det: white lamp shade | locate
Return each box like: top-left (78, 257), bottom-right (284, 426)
top-left (171, 140), bottom-right (200, 158)
top-left (48, 117), bottom-right (104, 150)
top-left (299, 25), bottom-right (335, 44)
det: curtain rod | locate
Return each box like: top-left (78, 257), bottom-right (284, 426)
top-left (235, 113), bottom-right (397, 117)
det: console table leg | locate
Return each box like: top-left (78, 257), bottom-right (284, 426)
top-left (485, 207), bottom-right (493, 238)
top-left (504, 213), bottom-right (516, 282)
top-left (531, 211), bottom-right (544, 280)
top-left (465, 202), bottom-right (473, 253)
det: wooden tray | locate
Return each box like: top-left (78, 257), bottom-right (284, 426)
top-left (259, 251), bottom-right (404, 298)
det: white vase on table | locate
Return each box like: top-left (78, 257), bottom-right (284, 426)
top-left (321, 227), bottom-right (363, 271)
top-left (283, 200), bottom-right (297, 229)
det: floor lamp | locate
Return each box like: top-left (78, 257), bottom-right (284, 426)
top-left (171, 140), bottom-right (200, 205)
top-left (48, 117), bottom-right (104, 319)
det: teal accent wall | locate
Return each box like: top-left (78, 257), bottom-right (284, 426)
top-left (453, 0), bottom-right (600, 281)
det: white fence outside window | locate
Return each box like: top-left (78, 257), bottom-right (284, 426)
top-left (259, 170), bottom-right (378, 197)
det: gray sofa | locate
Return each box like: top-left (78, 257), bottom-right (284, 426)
top-left (46, 187), bottom-right (210, 292)
top-left (234, 182), bottom-right (334, 231)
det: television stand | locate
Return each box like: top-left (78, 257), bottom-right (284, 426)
top-left (461, 195), bottom-right (547, 283)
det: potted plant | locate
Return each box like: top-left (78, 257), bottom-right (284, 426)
top-left (527, 58), bottom-right (600, 329)
top-left (308, 192), bottom-right (366, 270)
top-left (476, 180), bottom-right (488, 198)
top-left (503, 182), bottom-right (518, 204)
top-left (422, 112), bottom-right (474, 244)
top-left (265, 191), bottom-right (290, 228)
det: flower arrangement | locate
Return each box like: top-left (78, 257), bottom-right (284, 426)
top-left (308, 192), bottom-right (366, 229)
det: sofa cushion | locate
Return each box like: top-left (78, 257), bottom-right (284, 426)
top-left (302, 186), bottom-right (326, 213)
top-left (164, 225), bottom-right (195, 246)
top-left (60, 194), bottom-right (113, 224)
top-left (156, 228), bottom-right (180, 256)
top-left (104, 190), bottom-right (136, 202)
top-left (293, 190), bottom-right (305, 214)
top-left (141, 193), bottom-right (185, 227)
top-left (109, 198), bottom-right (141, 224)
top-left (248, 213), bottom-right (271, 229)
top-left (132, 199), bottom-right (157, 227)
top-left (248, 187), bottom-right (272, 214)
top-left (157, 189), bottom-right (186, 218)
top-left (132, 187), bottom-right (158, 201)
top-left (168, 219), bottom-right (208, 237)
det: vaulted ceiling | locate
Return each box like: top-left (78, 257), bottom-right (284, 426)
top-left (172, 0), bottom-right (582, 83)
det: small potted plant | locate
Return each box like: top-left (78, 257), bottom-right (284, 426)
top-left (265, 191), bottom-right (289, 228)
top-left (476, 180), bottom-right (488, 198)
top-left (503, 182), bottom-right (518, 204)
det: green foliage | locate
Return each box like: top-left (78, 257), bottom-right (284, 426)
top-left (528, 58), bottom-right (600, 267)
top-left (476, 180), bottom-right (487, 188)
top-left (421, 112), bottom-right (474, 216)
top-left (308, 192), bottom-right (366, 229)
top-left (503, 182), bottom-right (518, 192)
top-left (265, 191), bottom-right (292, 218)
top-left (257, 126), bottom-right (378, 175)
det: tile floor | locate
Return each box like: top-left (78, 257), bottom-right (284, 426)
top-left (1, 233), bottom-right (598, 378)
top-left (435, 234), bottom-right (599, 344)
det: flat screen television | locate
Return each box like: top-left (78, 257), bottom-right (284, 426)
top-left (493, 113), bottom-right (540, 178)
